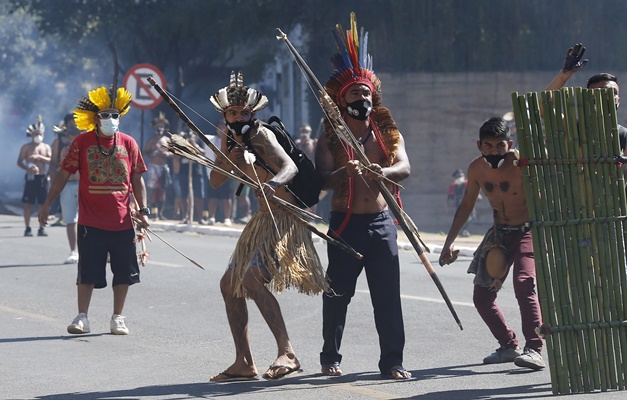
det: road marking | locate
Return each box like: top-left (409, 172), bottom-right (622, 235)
top-left (0, 305), bottom-right (59, 322)
top-left (356, 290), bottom-right (474, 307)
top-left (146, 261), bottom-right (184, 268)
top-left (335, 383), bottom-right (399, 399)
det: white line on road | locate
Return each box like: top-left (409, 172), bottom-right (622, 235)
top-left (145, 261), bottom-right (184, 268)
top-left (356, 289), bottom-right (475, 307)
top-left (0, 305), bottom-right (59, 322)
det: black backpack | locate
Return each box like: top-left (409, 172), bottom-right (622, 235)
top-left (230, 116), bottom-right (322, 208)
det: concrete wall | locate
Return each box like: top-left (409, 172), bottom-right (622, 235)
top-left (376, 70), bottom-right (627, 233)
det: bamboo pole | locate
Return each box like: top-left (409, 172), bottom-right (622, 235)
top-left (551, 89), bottom-right (587, 392)
top-left (563, 87), bottom-right (596, 391)
top-left (574, 87), bottom-right (604, 392)
top-left (513, 92), bottom-right (564, 393)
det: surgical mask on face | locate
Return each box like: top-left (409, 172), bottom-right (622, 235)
top-left (227, 120), bottom-right (254, 136)
top-left (99, 118), bottom-right (119, 136)
top-left (483, 153), bottom-right (507, 168)
top-left (345, 100), bottom-right (373, 121)
top-left (33, 134), bottom-right (43, 144)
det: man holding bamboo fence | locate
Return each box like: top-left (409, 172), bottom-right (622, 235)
top-left (439, 118), bottom-right (545, 371)
top-left (545, 43), bottom-right (627, 183)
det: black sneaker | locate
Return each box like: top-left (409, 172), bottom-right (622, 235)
top-left (37, 227), bottom-right (48, 237)
top-left (24, 227), bottom-right (33, 237)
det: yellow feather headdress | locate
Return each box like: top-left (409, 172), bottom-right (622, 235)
top-left (74, 87), bottom-right (132, 132)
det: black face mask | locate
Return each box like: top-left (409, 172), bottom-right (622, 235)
top-left (483, 154), bottom-right (507, 169)
top-left (345, 100), bottom-right (373, 121)
top-left (227, 120), bottom-right (254, 136)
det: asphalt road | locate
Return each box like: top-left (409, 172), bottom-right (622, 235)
top-left (0, 214), bottom-right (622, 399)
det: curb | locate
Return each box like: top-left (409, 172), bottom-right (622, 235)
top-left (423, 243), bottom-right (476, 258)
top-left (151, 221), bottom-right (478, 256)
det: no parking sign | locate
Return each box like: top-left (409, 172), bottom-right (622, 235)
top-left (123, 64), bottom-right (166, 110)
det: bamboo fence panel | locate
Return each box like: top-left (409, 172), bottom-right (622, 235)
top-left (512, 87), bottom-right (627, 394)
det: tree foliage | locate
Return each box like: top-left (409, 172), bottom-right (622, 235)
top-left (3, 0), bottom-right (627, 122)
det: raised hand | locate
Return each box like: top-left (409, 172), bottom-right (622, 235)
top-left (562, 43), bottom-right (589, 73)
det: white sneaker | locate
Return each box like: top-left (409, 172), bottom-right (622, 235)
top-left (67, 313), bottom-right (90, 334)
top-left (514, 348), bottom-right (546, 370)
top-left (64, 251), bottom-right (79, 264)
top-left (223, 218), bottom-right (232, 226)
top-left (110, 314), bottom-right (129, 335)
top-left (483, 346), bottom-right (522, 364)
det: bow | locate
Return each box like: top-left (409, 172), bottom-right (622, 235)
top-left (146, 77), bottom-right (363, 260)
top-left (277, 29), bottom-right (462, 330)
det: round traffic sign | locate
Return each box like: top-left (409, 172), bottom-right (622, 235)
top-left (123, 64), bottom-right (167, 110)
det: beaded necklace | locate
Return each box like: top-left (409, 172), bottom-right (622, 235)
top-left (95, 131), bottom-right (117, 157)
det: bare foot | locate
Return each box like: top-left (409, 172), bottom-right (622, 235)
top-left (210, 363), bottom-right (257, 382)
top-left (263, 355), bottom-right (301, 380)
top-left (384, 365), bottom-right (412, 380)
top-left (321, 362), bottom-right (342, 376)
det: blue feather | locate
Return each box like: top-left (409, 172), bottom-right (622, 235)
top-left (332, 28), bottom-right (353, 71)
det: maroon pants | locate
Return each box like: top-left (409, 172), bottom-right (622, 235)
top-left (473, 230), bottom-right (543, 352)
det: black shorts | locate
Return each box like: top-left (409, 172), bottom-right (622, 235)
top-left (76, 224), bottom-right (140, 289)
top-left (21, 175), bottom-right (48, 205)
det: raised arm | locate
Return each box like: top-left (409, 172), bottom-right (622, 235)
top-left (545, 43), bottom-right (588, 91)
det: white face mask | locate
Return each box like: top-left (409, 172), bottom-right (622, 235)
top-left (33, 134), bottom-right (43, 144)
top-left (99, 118), bottom-right (119, 136)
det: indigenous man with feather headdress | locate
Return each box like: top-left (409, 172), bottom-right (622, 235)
top-left (17, 115), bottom-right (51, 237)
top-left (315, 13), bottom-right (412, 380)
top-left (39, 86), bottom-right (149, 336)
top-left (208, 72), bottom-right (328, 382)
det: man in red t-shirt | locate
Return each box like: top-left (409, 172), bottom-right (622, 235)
top-left (39, 86), bottom-right (149, 336)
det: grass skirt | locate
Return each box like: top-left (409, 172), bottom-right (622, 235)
top-left (230, 209), bottom-right (328, 298)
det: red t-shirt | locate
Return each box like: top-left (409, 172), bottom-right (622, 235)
top-left (62, 131), bottom-right (147, 231)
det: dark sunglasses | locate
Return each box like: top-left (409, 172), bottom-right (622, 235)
top-left (97, 112), bottom-right (120, 120)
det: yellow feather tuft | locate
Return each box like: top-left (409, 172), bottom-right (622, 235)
top-left (74, 109), bottom-right (96, 132)
top-left (114, 87), bottom-right (133, 116)
top-left (350, 11), bottom-right (359, 50)
top-left (88, 87), bottom-right (112, 110)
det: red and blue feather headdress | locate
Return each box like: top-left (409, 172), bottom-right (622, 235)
top-left (325, 12), bottom-right (382, 107)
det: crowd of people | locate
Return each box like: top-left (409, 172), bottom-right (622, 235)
top-left (15, 10), bottom-right (624, 385)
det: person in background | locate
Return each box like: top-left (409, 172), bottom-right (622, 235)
top-left (176, 128), bottom-right (205, 224)
top-left (545, 43), bottom-right (627, 181)
top-left (17, 115), bottom-right (51, 237)
top-left (143, 112), bottom-right (172, 219)
top-left (202, 121), bottom-right (234, 226)
top-left (50, 113), bottom-right (82, 263)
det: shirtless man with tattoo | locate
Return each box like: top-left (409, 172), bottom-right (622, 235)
top-left (439, 117), bottom-right (545, 371)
